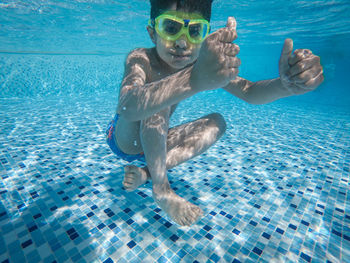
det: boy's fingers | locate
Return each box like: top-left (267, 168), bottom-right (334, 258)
top-left (218, 28), bottom-right (237, 43)
top-left (279, 38), bottom-right (293, 74)
top-left (223, 43), bottom-right (240, 56)
top-left (207, 16), bottom-right (237, 43)
top-left (287, 56), bottom-right (320, 77)
top-left (223, 56), bottom-right (241, 69)
top-left (226, 16), bottom-right (237, 30)
top-left (220, 17), bottom-right (237, 43)
top-left (288, 49), bottom-right (313, 66)
top-left (304, 70), bottom-right (324, 89)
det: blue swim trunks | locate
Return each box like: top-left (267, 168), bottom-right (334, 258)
top-left (106, 114), bottom-right (145, 162)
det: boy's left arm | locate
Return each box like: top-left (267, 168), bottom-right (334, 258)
top-left (223, 38), bottom-right (324, 104)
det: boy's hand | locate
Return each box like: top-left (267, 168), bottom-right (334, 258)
top-left (279, 38), bottom-right (324, 95)
top-left (190, 17), bottom-right (240, 91)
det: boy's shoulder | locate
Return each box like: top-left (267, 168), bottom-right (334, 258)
top-left (126, 47), bottom-right (156, 66)
top-left (125, 47), bottom-right (165, 81)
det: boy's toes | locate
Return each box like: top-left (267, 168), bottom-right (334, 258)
top-left (179, 205), bottom-right (203, 226)
top-left (182, 216), bottom-right (193, 226)
top-left (194, 206), bottom-right (203, 217)
top-left (122, 180), bottom-right (131, 190)
top-left (123, 182), bottom-right (135, 192)
top-left (188, 205), bottom-right (203, 224)
top-left (123, 176), bottom-right (135, 190)
top-left (122, 165), bottom-right (148, 192)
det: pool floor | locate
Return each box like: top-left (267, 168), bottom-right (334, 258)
top-left (0, 94), bottom-right (349, 263)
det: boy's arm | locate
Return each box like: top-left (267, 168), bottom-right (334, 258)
top-left (222, 77), bottom-right (291, 105)
top-left (223, 38), bottom-right (324, 105)
top-left (117, 49), bottom-right (198, 121)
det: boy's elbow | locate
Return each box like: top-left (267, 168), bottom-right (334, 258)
top-left (117, 106), bottom-right (141, 122)
top-left (238, 88), bottom-right (267, 105)
top-left (242, 97), bottom-right (269, 105)
top-left (117, 93), bottom-right (140, 121)
top-left (243, 98), bottom-right (265, 105)
top-left (118, 100), bottom-right (147, 121)
top-left (235, 91), bottom-right (262, 105)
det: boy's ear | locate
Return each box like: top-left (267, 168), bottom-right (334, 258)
top-left (147, 25), bottom-right (156, 44)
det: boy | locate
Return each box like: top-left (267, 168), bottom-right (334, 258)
top-left (106, 0), bottom-right (324, 226)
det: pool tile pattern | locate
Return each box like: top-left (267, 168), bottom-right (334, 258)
top-left (0, 94), bottom-right (349, 262)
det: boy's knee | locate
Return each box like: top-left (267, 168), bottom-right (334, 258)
top-left (141, 109), bottom-right (171, 135)
top-left (207, 112), bottom-right (227, 136)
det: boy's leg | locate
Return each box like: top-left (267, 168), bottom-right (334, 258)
top-left (168, 112), bottom-right (227, 167)
top-left (139, 108), bottom-right (205, 226)
top-left (123, 112), bottom-right (226, 189)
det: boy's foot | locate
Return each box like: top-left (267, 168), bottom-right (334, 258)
top-left (153, 188), bottom-right (203, 226)
top-left (123, 165), bottom-right (148, 191)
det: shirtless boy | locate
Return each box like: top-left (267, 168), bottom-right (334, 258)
top-left (106, 0), bottom-right (324, 226)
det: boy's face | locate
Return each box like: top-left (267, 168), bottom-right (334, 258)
top-left (148, 10), bottom-right (208, 70)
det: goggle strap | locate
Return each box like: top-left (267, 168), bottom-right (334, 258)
top-left (148, 19), bottom-right (155, 28)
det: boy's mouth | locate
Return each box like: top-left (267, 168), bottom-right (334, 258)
top-left (170, 53), bottom-right (191, 59)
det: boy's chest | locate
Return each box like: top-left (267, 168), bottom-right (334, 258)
top-left (147, 56), bottom-right (181, 84)
top-left (148, 66), bottom-right (172, 83)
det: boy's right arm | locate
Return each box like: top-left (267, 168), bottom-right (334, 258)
top-left (117, 49), bottom-right (199, 122)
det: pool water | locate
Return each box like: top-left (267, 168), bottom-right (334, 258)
top-left (0, 1), bottom-right (349, 263)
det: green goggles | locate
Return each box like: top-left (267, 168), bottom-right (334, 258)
top-left (150, 14), bottom-right (210, 44)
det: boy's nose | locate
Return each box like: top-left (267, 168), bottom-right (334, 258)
top-left (174, 36), bottom-right (188, 49)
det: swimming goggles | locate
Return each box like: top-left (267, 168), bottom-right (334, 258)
top-left (150, 14), bottom-right (210, 44)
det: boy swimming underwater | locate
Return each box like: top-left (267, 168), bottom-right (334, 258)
top-left (106, 0), bottom-right (324, 226)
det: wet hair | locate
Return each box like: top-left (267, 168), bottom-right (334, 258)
top-left (150, 0), bottom-right (214, 21)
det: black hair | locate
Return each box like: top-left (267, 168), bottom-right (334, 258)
top-left (150, 0), bottom-right (214, 21)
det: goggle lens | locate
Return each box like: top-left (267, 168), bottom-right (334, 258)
top-left (189, 23), bottom-right (208, 40)
top-left (161, 18), bottom-right (183, 35)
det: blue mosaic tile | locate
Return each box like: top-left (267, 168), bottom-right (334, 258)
top-left (0, 97), bottom-right (349, 262)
